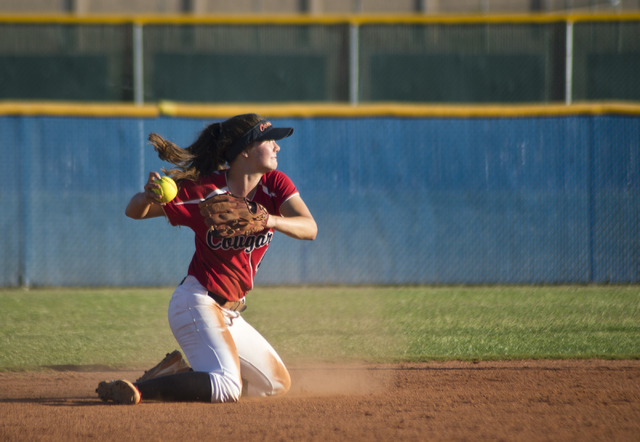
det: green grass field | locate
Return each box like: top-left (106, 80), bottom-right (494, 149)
top-left (0, 285), bottom-right (638, 370)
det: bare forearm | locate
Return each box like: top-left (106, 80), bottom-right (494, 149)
top-left (269, 194), bottom-right (317, 240)
top-left (126, 172), bottom-right (168, 220)
top-left (126, 192), bottom-right (165, 219)
top-left (268, 215), bottom-right (317, 240)
top-left (126, 192), bottom-right (152, 219)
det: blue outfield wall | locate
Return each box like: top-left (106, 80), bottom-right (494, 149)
top-left (0, 114), bottom-right (638, 287)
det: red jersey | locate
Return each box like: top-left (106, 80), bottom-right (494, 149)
top-left (162, 169), bottom-right (298, 301)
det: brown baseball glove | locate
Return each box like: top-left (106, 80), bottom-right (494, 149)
top-left (199, 193), bottom-right (270, 238)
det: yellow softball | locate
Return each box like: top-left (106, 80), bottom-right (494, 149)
top-left (152, 176), bottom-right (178, 204)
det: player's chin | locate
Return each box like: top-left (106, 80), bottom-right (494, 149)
top-left (257, 164), bottom-right (277, 174)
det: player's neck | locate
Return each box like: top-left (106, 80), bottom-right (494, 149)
top-left (226, 167), bottom-right (262, 199)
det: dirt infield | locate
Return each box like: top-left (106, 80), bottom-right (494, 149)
top-left (1, 359), bottom-right (639, 441)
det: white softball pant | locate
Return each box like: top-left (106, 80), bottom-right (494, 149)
top-left (168, 276), bottom-right (291, 403)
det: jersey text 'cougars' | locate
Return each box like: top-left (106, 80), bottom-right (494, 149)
top-left (162, 169), bottom-right (298, 301)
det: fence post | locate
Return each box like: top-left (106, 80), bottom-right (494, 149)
top-left (349, 22), bottom-right (359, 105)
top-left (565, 20), bottom-right (573, 105)
top-left (133, 22), bottom-right (144, 106)
top-left (18, 119), bottom-right (32, 288)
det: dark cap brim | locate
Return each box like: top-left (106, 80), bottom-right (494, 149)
top-left (256, 126), bottom-right (294, 142)
top-left (225, 121), bottom-right (294, 163)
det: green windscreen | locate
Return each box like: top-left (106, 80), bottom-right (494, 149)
top-left (0, 24), bottom-right (132, 101)
top-left (586, 54), bottom-right (640, 100)
top-left (370, 54), bottom-right (545, 102)
top-left (359, 23), bottom-right (566, 103)
top-left (0, 55), bottom-right (110, 100)
top-left (573, 22), bottom-right (640, 101)
top-left (144, 25), bottom-right (349, 102)
top-left (153, 53), bottom-right (327, 102)
top-left (1, 20), bottom-right (639, 103)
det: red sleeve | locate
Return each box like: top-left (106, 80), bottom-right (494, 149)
top-left (259, 171), bottom-right (299, 216)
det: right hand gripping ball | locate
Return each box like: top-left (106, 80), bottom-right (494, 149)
top-left (152, 176), bottom-right (178, 204)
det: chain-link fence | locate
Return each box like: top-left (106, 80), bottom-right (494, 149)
top-left (0, 23), bottom-right (134, 101)
top-left (0, 16), bottom-right (639, 104)
top-left (359, 23), bottom-right (567, 102)
top-left (1, 113), bottom-right (638, 287)
top-left (143, 24), bottom-right (349, 102)
top-left (573, 21), bottom-right (640, 100)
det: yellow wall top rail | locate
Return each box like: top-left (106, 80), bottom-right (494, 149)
top-left (0, 12), bottom-right (639, 26)
top-left (1, 101), bottom-right (640, 118)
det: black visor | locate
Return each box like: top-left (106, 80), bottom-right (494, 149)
top-left (225, 120), bottom-right (294, 163)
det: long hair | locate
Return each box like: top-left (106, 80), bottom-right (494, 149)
top-left (148, 113), bottom-right (263, 182)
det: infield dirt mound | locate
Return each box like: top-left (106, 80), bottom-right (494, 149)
top-left (1, 359), bottom-right (639, 441)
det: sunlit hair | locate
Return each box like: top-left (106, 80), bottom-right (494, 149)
top-left (148, 113), bottom-right (263, 182)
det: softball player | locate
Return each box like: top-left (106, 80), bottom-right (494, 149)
top-left (97, 114), bottom-right (317, 404)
